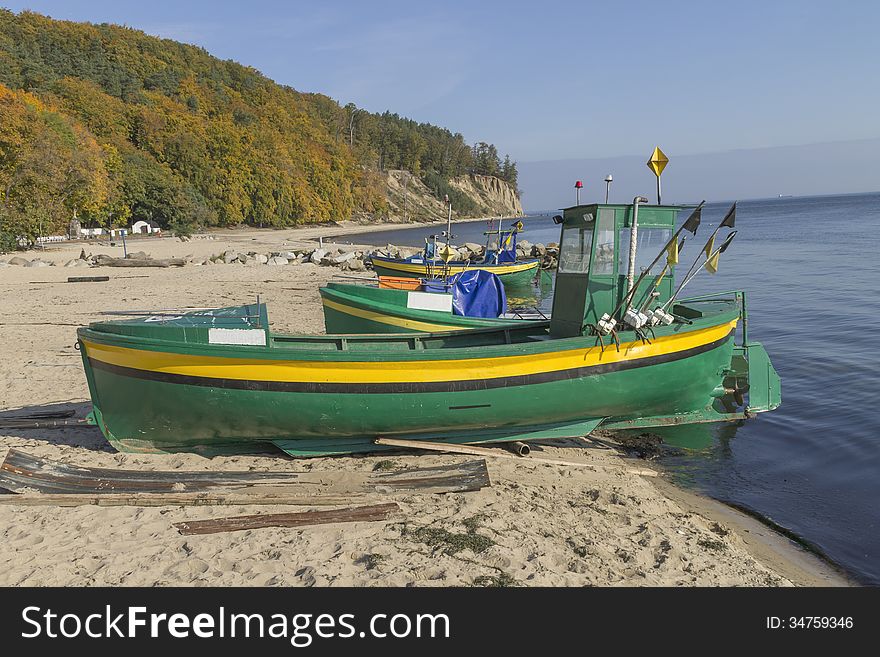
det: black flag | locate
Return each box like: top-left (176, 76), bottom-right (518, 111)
top-left (719, 230), bottom-right (737, 253)
top-left (682, 201), bottom-right (704, 234)
top-left (720, 202), bottom-right (736, 228)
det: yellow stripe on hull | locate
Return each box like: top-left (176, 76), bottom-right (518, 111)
top-left (82, 319), bottom-right (736, 385)
top-left (322, 297), bottom-right (466, 333)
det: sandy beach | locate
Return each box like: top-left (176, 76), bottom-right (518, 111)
top-left (0, 226), bottom-right (847, 587)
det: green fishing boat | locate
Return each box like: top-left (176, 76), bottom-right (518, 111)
top-left (77, 200), bottom-right (781, 457)
top-left (320, 272), bottom-right (547, 334)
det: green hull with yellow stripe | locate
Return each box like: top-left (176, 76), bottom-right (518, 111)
top-left (319, 282), bottom-right (547, 334)
top-left (77, 299), bottom-right (778, 457)
top-left (75, 201), bottom-right (781, 457)
top-left (370, 255), bottom-right (540, 286)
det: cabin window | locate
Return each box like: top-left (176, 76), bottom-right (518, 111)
top-left (618, 228), bottom-right (673, 275)
top-left (593, 208), bottom-right (616, 275)
top-left (558, 222), bottom-right (594, 273)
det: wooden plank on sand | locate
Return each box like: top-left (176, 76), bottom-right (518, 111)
top-left (67, 276), bottom-right (110, 283)
top-left (174, 502), bottom-right (400, 535)
top-left (0, 449), bottom-right (491, 495)
top-left (374, 437), bottom-right (657, 477)
top-left (0, 491), bottom-right (362, 508)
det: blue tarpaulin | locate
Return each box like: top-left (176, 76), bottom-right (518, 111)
top-left (444, 270), bottom-right (507, 318)
top-left (422, 271), bottom-right (506, 318)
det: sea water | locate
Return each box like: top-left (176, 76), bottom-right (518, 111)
top-left (336, 192), bottom-right (880, 583)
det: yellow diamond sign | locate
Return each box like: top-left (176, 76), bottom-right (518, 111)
top-left (438, 244), bottom-right (456, 263)
top-left (647, 146), bottom-right (669, 177)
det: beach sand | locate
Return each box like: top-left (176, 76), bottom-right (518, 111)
top-left (0, 227), bottom-right (848, 587)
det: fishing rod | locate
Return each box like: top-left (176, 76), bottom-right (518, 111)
top-left (662, 230), bottom-right (738, 310)
top-left (637, 235), bottom-right (689, 318)
top-left (668, 202), bottom-right (737, 303)
top-left (598, 201), bottom-right (704, 334)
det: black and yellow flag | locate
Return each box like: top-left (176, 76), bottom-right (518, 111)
top-left (655, 264), bottom-right (669, 285)
top-left (705, 231), bottom-right (737, 275)
top-left (682, 203), bottom-right (703, 235)
top-left (703, 235), bottom-right (715, 258)
top-left (719, 230), bottom-right (737, 253)
top-left (720, 202), bottom-right (736, 228)
top-left (666, 239), bottom-right (679, 266)
top-left (705, 252), bottom-right (720, 274)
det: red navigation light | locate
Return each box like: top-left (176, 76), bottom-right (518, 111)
top-left (574, 180), bottom-right (583, 188)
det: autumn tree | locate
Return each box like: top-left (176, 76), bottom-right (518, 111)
top-left (0, 8), bottom-right (518, 246)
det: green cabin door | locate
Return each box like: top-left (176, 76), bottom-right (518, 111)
top-left (550, 207), bottom-right (619, 337)
top-left (549, 215), bottom-right (592, 338)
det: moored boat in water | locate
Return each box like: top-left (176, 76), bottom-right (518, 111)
top-left (370, 255), bottom-right (540, 285)
top-left (368, 219), bottom-right (541, 285)
top-left (76, 199), bottom-right (781, 457)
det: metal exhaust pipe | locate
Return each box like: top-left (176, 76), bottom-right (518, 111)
top-left (507, 441), bottom-right (531, 457)
top-left (626, 196), bottom-right (649, 299)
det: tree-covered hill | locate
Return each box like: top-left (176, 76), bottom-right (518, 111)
top-left (0, 9), bottom-right (518, 244)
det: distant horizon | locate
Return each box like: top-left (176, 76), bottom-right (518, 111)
top-left (516, 137), bottom-right (880, 210)
top-left (521, 188), bottom-right (880, 214)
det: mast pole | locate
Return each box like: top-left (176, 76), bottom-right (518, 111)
top-left (445, 194), bottom-right (452, 282)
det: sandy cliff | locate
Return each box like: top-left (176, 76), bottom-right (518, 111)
top-left (381, 170), bottom-right (523, 222)
top-left (449, 174), bottom-right (523, 217)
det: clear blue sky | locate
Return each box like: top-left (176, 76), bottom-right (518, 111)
top-left (4, 1), bottom-right (879, 191)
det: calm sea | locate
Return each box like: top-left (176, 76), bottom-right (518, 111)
top-left (334, 192), bottom-right (880, 584)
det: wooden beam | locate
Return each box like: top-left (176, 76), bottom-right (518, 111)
top-left (0, 449), bottom-right (490, 495)
top-left (67, 276), bottom-right (110, 283)
top-left (0, 491), bottom-right (362, 508)
top-left (174, 502), bottom-right (399, 535)
top-left (374, 437), bottom-right (657, 477)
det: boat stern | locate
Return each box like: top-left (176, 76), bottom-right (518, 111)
top-left (727, 342), bottom-right (782, 415)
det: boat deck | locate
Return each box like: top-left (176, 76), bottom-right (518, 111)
top-left (81, 298), bottom-right (741, 356)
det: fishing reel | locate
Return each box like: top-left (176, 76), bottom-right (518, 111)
top-left (597, 313), bottom-right (617, 335)
top-left (588, 321), bottom-right (621, 353)
top-left (646, 307), bottom-right (675, 326)
top-left (623, 307), bottom-right (649, 329)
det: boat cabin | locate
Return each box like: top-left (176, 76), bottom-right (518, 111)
top-left (483, 221), bottom-right (523, 264)
top-left (550, 203), bottom-right (684, 338)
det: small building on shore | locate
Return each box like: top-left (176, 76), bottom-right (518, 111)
top-left (132, 220), bottom-right (161, 235)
